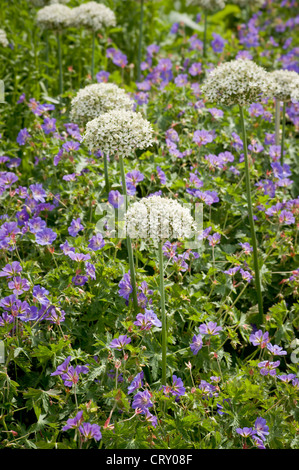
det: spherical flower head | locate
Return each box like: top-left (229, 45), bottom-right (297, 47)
top-left (269, 69), bottom-right (299, 103)
top-left (202, 59), bottom-right (275, 107)
top-left (71, 2), bottom-right (116, 31)
top-left (82, 109), bottom-right (154, 157)
top-left (125, 196), bottom-right (197, 247)
top-left (187, 0), bottom-right (226, 12)
top-left (70, 83), bottom-right (134, 125)
top-left (36, 4), bottom-right (73, 30)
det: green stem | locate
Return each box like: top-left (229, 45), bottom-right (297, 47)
top-left (103, 153), bottom-right (110, 193)
top-left (274, 98), bottom-right (280, 146)
top-left (91, 30), bottom-right (96, 81)
top-left (158, 242), bottom-right (167, 386)
top-left (137, 0), bottom-right (144, 82)
top-left (119, 154), bottom-right (138, 312)
top-left (203, 12), bottom-right (208, 58)
top-left (280, 101), bottom-right (286, 165)
top-left (239, 105), bottom-right (263, 325)
top-left (57, 31), bottom-right (63, 96)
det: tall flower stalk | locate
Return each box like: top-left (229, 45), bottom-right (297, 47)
top-left (202, 59), bottom-right (275, 325)
top-left (239, 105), bottom-right (264, 321)
top-left (137, 0), bottom-right (145, 82)
top-left (270, 69), bottom-right (299, 166)
top-left (57, 31), bottom-right (63, 95)
top-left (36, 3), bottom-right (72, 97)
top-left (70, 83), bottom-right (134, 194)
top-left (69, 2), bottom-right (116, 81)
top-left (119, 153), bottom-right (138, 312)
top-left (83, 109), bottom-right (154, 314)
top-left (158, 241), bottom-right (167, 385)
top-left (125, 196), bottom-right (197, 385)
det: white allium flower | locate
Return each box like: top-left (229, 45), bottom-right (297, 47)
top-left (186, 0), bottom-right (226, 11)
top-left (269, 69), bottom-right (299, 103)
top-left (125, 196), bottom-right (197, 246)
top-left (36, 4), bottom-right (73, 30)
top-left (0, 29), bottom-right (8, 47)
top-left (71, 2), bottom-right (116, 31)
top-left (202, 59), bottom-right (274, 107)
top-left (70, 83), bottom-right (134, 125)
top-left (82, 109), bottom-right (154, 156)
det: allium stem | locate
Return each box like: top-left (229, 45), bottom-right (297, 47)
top-left (103, 152), bottom-right (110, 193)
top-left (239, 105), bottom-right (263, 325)
top-left (280, 101), bottom-right (286, 165)
top-left (275, 98), bottom-right (280, 146)
top-left (203, 13), bottom-right (208, 58)
top-left (137, 0), bottom-right (144, 82)
top-left (158, 241), bottom-right (167, 386)
top-left (119, 154), bottom-right (138, 312)
top-left (91, 30), bottom-right (96, 81)
top-left (57, 31), bottom-right (63, 96)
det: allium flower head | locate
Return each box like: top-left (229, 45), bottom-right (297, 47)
top-left (125, 196), bottom-right (197, 246)
top-left (71, 2), bottom-right (116, 31)
top-left (36, 4), bottom-right (73, 30)
top-left (202, 59), bottom-right (274, 106)
top-left (269, 69), bottom-right (299, 103)
top-left (70, 83), bottom-right (134, 125)
top-left (82, 109), bottom-right (154, 157)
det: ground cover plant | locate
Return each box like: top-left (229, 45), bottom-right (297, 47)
top-left (0, 0), bottom-right (298, 450)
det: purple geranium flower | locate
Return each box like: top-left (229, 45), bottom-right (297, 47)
top-left (88, 233), bottom-right (105, 251)
top-left (118, 272), bottom-right (132, 301)
top-left (258, 360), bottom-right (280, 376)
top-left (190, 333), bottom-right (203, 355)
top-left (254, 417), bottom-right (269, 441)
top-left (62, 410), bottom-right (84, 431)
top-left (127, 371), bottom-right (144, 395)
top-left (8, 277), bottom-right (30, 295)
top-left (108, 190), bottom-right (124, 209)
top-left (131, 390), bottom-right (153, 412)
top-left (0, 261), bottom-right (22, 278)
top-left (68, 218), bottom-right (84, 237)
top-left (249, 329), bottom-right (270, 348)
top-left (199, 321), bottom-right (222, 336)
top-left (79, 423), bottom-right (102, 442)
top-left (35, 228), bottom-right (57, 245)
top-left (193, 130), bottom-right (214, 147)
top-left (30, 184), bottom-right (47, 203)
top-left (109, 334), bottom-right (131, 350)
top-left (16, 128), bottom-right (30, 145)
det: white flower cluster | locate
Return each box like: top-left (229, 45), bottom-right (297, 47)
top-left (70, 83), bottom-right (134, 125)
top-left (0, 29), bottom-right (8, 47)
top-left (230, 0), bottom-right (264, 7)
top-left (36, 3), bottom-right (73, 30)
top-left (125, 196), bottom-right (197, 246)
top-left (270, 70), bottom-right (299, 103)
top-left (71, 2), bottom-right (116, 31)
top-left (202, 59), bottom-right (274, 106)
top-left (187, 0), bottom-right (226, 11)
top-left (82, 109), bottom-right (154, 156)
